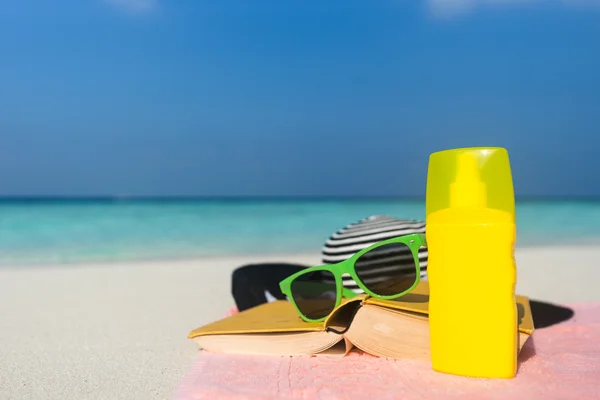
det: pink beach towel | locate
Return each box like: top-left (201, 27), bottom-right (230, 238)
top-left (174, 303), bottom-right (600, 400)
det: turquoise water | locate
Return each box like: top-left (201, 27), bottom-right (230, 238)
top-left (1, 198), bottom-right (599, 266)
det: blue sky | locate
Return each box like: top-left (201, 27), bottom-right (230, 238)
top-left (1, 0), bottom-right (599, 197)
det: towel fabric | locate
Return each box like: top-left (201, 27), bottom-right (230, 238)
top-left (174, 303), bottom-right (600, 400)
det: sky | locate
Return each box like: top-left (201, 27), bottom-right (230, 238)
top-left (0, 0), bottom-right (599, 197)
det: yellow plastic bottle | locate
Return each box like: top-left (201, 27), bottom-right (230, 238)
top-left (425, 147), bottom-right (518, 379)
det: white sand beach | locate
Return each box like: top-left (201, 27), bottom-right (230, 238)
top-left (1, 246), bottom-right (599, 400)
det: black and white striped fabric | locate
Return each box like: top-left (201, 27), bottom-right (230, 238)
top-left (320, 215), bottom-right (428, 294)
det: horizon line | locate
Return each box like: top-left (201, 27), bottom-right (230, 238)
top-left (0, 194), bottom-right (599, 202)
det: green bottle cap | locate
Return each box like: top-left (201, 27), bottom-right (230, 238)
top-left (425, 147), bottom-right (515, 221)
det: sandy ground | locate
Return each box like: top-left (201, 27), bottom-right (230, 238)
top-left (0, 246), bottom-right (598, 400)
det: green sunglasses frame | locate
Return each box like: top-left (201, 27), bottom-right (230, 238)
top-left (279, 233), bottom-right (427, 322)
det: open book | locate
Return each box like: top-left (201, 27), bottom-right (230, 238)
top-left (188, 281), bottom-right (535, 361)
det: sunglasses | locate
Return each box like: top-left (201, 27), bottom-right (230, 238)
top-left (279, 233), bottom-right (427, 322)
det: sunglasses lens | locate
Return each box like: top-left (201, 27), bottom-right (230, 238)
top-left (354, 242), bottom-right (418, 296)
top-left (290, 270), bottom-right (338, 320)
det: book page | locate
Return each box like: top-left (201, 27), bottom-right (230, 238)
top-left (324, 298), bottom-right (364, 333)
top-left (314, 337), bottom-right (354, 358)
top-left (363, 280), bottom-right (534, 335)
top-left (189, 301), bottom-right (324, 338)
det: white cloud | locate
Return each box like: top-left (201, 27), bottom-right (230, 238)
top-left (427, 0), bottom-right (600, 18)
top-left (104, 0), bottom-right (157, 14)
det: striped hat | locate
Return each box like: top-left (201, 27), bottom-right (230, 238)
top-left (321, 215), bottom-right (428, 293)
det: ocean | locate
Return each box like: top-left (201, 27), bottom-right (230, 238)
top-left (0, 198), bottom-right (599, 266)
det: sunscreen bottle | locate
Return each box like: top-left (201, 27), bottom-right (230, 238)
top-left (425, 147), bottom-right (518, 379)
